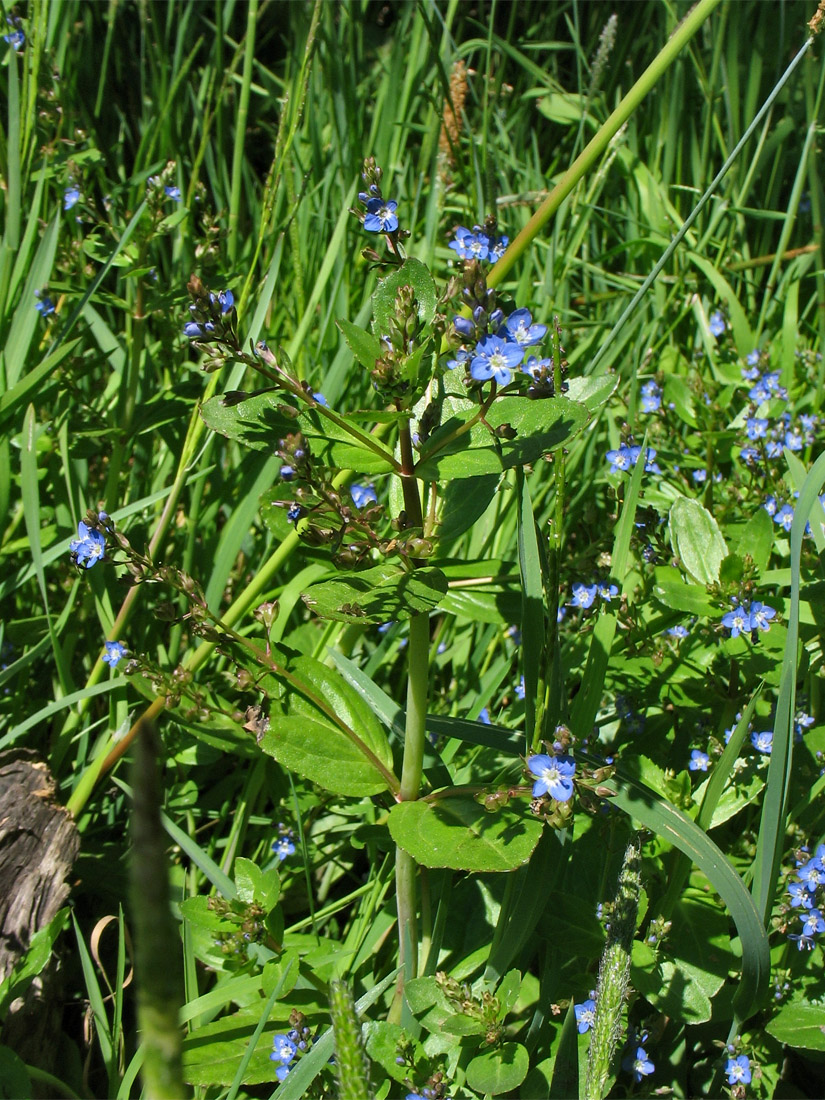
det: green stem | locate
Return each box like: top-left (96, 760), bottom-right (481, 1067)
top-left (487, 0), bottom-right (723, 291)
top-left (227, 0), bottom-right (258, 266)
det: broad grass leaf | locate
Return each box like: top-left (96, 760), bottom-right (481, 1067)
top-left (302, 564), bottom-right (448, 623)
top-left (388, 796), bottom-right (542, 871)
top-left (669, 497), bottom-right (728, 585)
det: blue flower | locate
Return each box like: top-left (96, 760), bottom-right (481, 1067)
top-left (725, 1055), bottom-right (751, 1085)
top-left (209, 289), bottom-right (234, 313)
top-left (640, 380), bottom-right (661, 413)
top-left (527, 754), bottom-right (576, 801)
top-left (478, 707), bottom-right (491, 725)
top-left (469, 334), bottom-right (524, 387)
top-left (598, 583), bottom-right (618, 602)
top-left (364, 198), bottom-right (398, 233)
top-left (574, 999), bottom-right (596, 1033)
top-left (64, 186), bottom-right (81, 211)
top-left (749, 602), bottom-right (776, 632)
top-left (801, 909), bottom-right (825, 937)
top-left (666, 624), bottom-right (689, 639)
top-left (739, 445), bottom-right (759, 465)
top-left (446, 348), bottom-right (470, 372)
top-left (164, 185), bottom-right (182, 201)
top-left (745, 417), bottom-right (768, 440)
top-left (708, 311), bottom-right (726, 337)
top-left (751, 731), bottom-right (772, 754)
top-left (271, 1033), bottom-right (297, 1064)
top-left (722, 605), bottom-right (750, 638)
top-left (312, 392), bottom-right (328, 407)
top-left (449, 226), bottom-right (490, 261)
top-left (183, 321), bottom-right (215, 338)
top-left (606, 444), bottom-right (636, 473)
top-left (788, 882), bottom-right (814, 909)
top-left (775, 503), bottom-right (794, 532)
top-left (692, 468), bottom-right (708, 483)
top-left (522, 355), bottom-right (553, 380)
top-left (515, 676), bottom-right (526, 700)
top-left (35, 291), bottom-right (55, 316)
top-left (103, 640), bottom-right (128, 667)
top-left (489, 235), bottom-right (509, 261)
top-left (287, 504), bottom-right (303, 524)
top-left (69, 522), bottom-right (106, 569)
top-left (571, 582), bottom-right (598, 609)
top-left (689, 749), bottom-right (709, 771)
top-left (3, 29), bottom-right (25, 50)
top-left (798, 857), bottom-right (825, 891)
top-left (643, 447), bottom-right (661, 474)
top-left (623, 1046), bottom-right (655, 1082)
top-left (351, 484), bottom-right (378, 508)
top-left (503, 308), bottom-right (547, 347)
top-left (745, 349), bottom-right (761, 367)
top-left (763, 495), bottom-right (777, 516)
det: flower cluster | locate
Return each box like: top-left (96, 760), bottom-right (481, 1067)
top-left (269, 1012), bottom-right (313, 1083)
top-left (783, 843), bottom-right (825, 950)
top-left (720, 598), bottom-right (776, 639)
top-left (606, 443), bottom-right (661, 475)
top-left (448, 223), bottom-right (508, 264)
top-left (183, 274), bottom-right (236, 342)
top-left (570, 581), bottom-right (618, 610)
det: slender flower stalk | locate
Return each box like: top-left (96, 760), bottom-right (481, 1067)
top-left (585, 838), bottom-right (642, 1100)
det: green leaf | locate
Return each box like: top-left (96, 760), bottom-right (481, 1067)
top-left (766, 1001), bottom-right (825, 1051)
top-left (631, 895), bottom-right (731, 1022)
top-left (260, 655), bottom-right (394, 796)
top-left (653, 568), bottom-right (720, 617)
top-left (0, 1047), bottom-right (32, 1099)
top-left (548, 1002), bottom-right (579, 1100)
top-left (669, 496), bottom-right (728, 585)
top-left (337, 317), bottom-right (382, 370)
top-left (415, 397), bottom-right (588, 481)
top-left (565, 372), bottom-right (618, 413)
top-left (301, 564), bottom-right (447, 623)
top-left (372, 257), bottom-right (437, 333)
top-left (466, 1042), bottom-right (529, 1096)
top-left (436, 475), bottom-right (499, 544)
top-left (200, 390), bottom-right (298, 450)
top-left (387, 796), bottom-right (542, 872)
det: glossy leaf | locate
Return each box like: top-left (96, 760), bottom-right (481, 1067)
top-left (466, 1043), bottom-right (529, 1095)
top-left (388, 795), bottom-right (542, 871)
top-left (301, 564), bottom-right (448, 623)
top-left (669, 496), bottom-right (728, 585)
top-left (336, 317), bottom-right (381, 369)
top-left (766, 1002), bottom-right (825, 1051)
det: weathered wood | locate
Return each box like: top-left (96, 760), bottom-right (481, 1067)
top-left (0, 749), bottom-right (79, 1074)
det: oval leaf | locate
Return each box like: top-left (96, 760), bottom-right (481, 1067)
top-left (669, 496), bottom-right (729, 585)
top-left (766, 1001), bottom-right (825, 1052)
top-left (200, 390), bottom-right (296, 450)
top-left (302, 565), bottom-right (448, 623)
top-left (388, 796), bottom-right (542, 871)
top-left (466, 1043), bottom-right (529, 1096)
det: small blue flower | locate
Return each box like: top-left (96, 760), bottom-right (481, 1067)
top-left (522, 355), bottom-right (553, 380)
top-left (722, 606), bottom-right (750, 638)
top-left (287, 504), bottom-right (303, 524)
top-left (666, 624), bottom-right (689, 639)
top-left (623, 1046), bottom-right (655, 1082)
top-left (749, 602), bottom-right (776, 632)
top-left (788, 882), bottom-right (814, 909)
top-left (598, 583), bottom-right (619, 602)
top-left (692, 468), bottom-right (708, 483)
top-left (775, 503), bottom-right (794, 532)
top-left (449, 226), bottom-right (490, 261)
top-left (489, 235), bottom-right (509, 261)
top-left (515, 676), bottom-right (525, 700)
top-left (69, 522), bottom-right (106, 569)
top-left (469, 334), bottom-right (524, 387)
top-left (64, 186), bottom-right (81, 211)
top-left (739, 445), bottom-right (759, 465)
top-left (689, 749), bottom-right (709, 772)
top-left (801, 909), bottom-right (825, 937)
top-left (312, 392), bottom-right (328, 407)
top-left (527, 754), bottom-right (576, 801)
top-left (273, 835), bottom-right (296, 862)
top-left (350, 484), bottom-right (378, 508)
top-left (3, 29), bottom-right (25, 50)
top-left (725, 1055), bottom-right (751, 1085)
top-left (640, 380), bottom-right (661, 413)
top-left (364, 198), bottom-right (398, 233)
top-left (708, 311), bottom-right (726, 337)
top-left (271, 1033), bottom-right (297, 1064)
top-left (745, 417), bottom-right (768, 440)
top-left (606, 444), bottom-right (636, 473)
top-left (446, 348), bottom-right (470, 372)
top-left (503, 308), bottom-right (547, 348)
top-left (574, 999), bottom-right (596, 1033)
top-left (211, 289), bottom-right (234, 313)
top-left (763, 495), bottom-right (777, 516)
top-left (35, 290), bottom-right (55, 316)
top-left (751, 730), bottom-right (772, 754)
top-left (102, 640), bottom-right (128, 667)
top-left (798, 857), bottom-right (825, 891)
top-left (571, 582), bottom-right (598, 609)
top-left (745, 349), bottom-right (761, 367)
top-left (478, 707), bottom-right (491, 725)
top-left (164, 185), bottom-right (182, 201)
